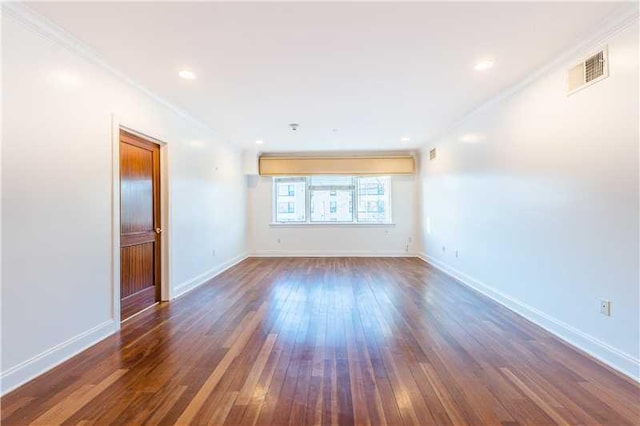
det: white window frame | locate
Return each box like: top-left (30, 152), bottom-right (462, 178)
top-left (354, 176), bottom-right (393, 224)
top-left (273, 176), bottom-right (307, 223)
top-left (308, 176), bottom-right (356, 223)
top-left (272, 176), bottom-right (393, 225)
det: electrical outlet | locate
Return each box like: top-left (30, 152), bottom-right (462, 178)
top-left (600, 299), bottom-right (611, 316)
top-left (212, 249), bottom-right (216, 257)
top-left (455, 250), bottom-right (459, 258)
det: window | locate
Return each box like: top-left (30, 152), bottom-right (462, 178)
top-left (356, 176), bottom-right (391, 223)
top-left (278, 184), bottom-right (295, 197)
top-left (277, 202), bottom-right (295, 213)
top-left (274, 178), bottom-right (306, 222)
top-left (309, 176), bottom-right (354, 222)
top-left (273, 176), bottom-right (392, 224)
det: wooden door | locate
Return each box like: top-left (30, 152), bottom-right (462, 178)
top-left (119, 129), bottom-right (161, 320)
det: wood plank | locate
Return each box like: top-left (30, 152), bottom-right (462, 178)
top-left (236, 333), bottom-right (278, 405)
top-left (29, 369), bottom-right (128, 425)
top-left (175, 303), bottom-right (267, 424)
top-left (500, 367), bottom-right (571, 426)
top-left (1, 257), bottom-right (638, 426)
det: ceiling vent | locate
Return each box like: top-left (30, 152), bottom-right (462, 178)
top-left (567, 47), bottom-right (608, 95)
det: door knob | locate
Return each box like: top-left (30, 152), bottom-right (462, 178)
top-left (155, 228), bottom-right (163, 234)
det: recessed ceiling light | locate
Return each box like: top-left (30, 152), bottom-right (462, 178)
top-left (255, 139), bottom-right (264, 145)
top-left (474, 60), bottom-right (494, 71)
top-left (459, 133), bottom-right (484, 143)
top-left (179, 70), bottom-right (196, 79)
top-left (401, 137), bottom-right (410, 142)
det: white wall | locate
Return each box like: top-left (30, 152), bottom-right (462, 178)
top-left (2, 3), bottom-right (637, 397)
top-left (1, 8), bottom-right (247, 393)
top-left (418, 20), bottom-right (639, 379)
top-left (248, 175), bottom-right (419, 256)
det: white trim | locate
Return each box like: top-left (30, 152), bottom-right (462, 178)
top-left (0, 320), bottom-right (118, 396)
top-left (416, 253), bottom-right (640, 382)
top-left (111, 116), bottom-right (121, 323)
top-left (0, 249), bottom-right (246, 396)
top-left (111, 115), bottom-right (172, 326)
top-left (0, 2), bottom-right (214, 134)
top-left (4, 252), bottom-right (635, 397)
top-left (427, 4), bottom-right (639, 145)
top-left (173, 253), bottom-right (250, 299)
top-left (251, 251), bottom-right (414, 258)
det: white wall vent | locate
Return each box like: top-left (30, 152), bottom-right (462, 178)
top-left (429, 148), bottom-right (436, 160)
top-left (568, 47), bottom-right (608, 95)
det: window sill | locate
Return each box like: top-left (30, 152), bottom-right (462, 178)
top-left (269, 222), bottom-right (396, 228)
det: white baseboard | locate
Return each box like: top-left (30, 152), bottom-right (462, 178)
top-left (1, 253), bottom-right (250, 396)
top-left (173, 252), bottom-right (250, 299)
top-left (250, 250), bottom-right (416, 258)
top-left (7, 252), bottom-right (634, 399)
top-left (416, 253), bottom-right (640, 382)
top-left (1, 320), bottom-right (118, 395)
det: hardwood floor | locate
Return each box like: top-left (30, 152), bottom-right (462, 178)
top-left (121, 287), bottom-right (157, 321)
top-left (2, 257), bottom-right (638, 425)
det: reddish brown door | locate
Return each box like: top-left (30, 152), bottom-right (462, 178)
top-left (119, 129), bottom-right (161, 321)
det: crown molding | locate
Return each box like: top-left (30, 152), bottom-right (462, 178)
top-left (427, 3), bottom-right (640, 146)
top-left (1, 1), bottom-right (216, 135)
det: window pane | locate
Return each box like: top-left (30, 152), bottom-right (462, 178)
top-left (356, 177), bottom-right (391, 223)
top-left (310, 189), bottom-right (353, 222)
top-left (274, 178), bottom-right (306, 222)
top-left (309, 176), bottom-right (355, 222)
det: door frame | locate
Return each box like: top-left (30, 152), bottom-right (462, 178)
top-left (111, 114), bottom-right (171, 326)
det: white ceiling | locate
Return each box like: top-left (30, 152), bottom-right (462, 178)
top-left (30, 1), bottom-right (629, 152)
